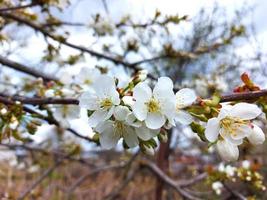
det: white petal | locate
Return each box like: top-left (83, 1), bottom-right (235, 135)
top-left (230, 103), bottom-right (262, 120)
top-left (132, 101), bottom-right (148, 121)
top-left (105, 106), bottom-right (115, 120)
top-left (78, 92), bottom-right (100, 110)
top-left (247, 124), bottom-right (265, 145)
top-left (76, 67), bottom-right (100, 84)
top-left (100, 128), bottom-right (120, 149)
top-left (145, 113), bottom-right (165, 129)
top-left (110, 89), bottom-right (120, 106)
top-left (161, 98), bottom-right (176, 117)
top-left (114, 106), bottom-right (131, 121)
top-left (95, 120), bottom-right (113, 133)
top-left (126, 113), bottom-right (142, 127)
top-left (133, 82), bottom-right (152, 102)
top-left (175, 88), bottom-right (197, 108)
top-left (153, 77), bottom-right (174, 99)
top-left (88, 109), bottom-right (108, 127)
top-left (93, 75), bottom-right (116, 98)
top-left (218, 105), bottom-right (232, 120)
top-left (135, 125), bottom-right (159, 141)
top-left (230, 124), bottom-right (252, 140)
top-left (175, 110), bottom-right (193, 125)
top-left (122, 96), bottom-right (135, 107)
top-left (161, 98), bottom-right (176, 125)
top-left (123, 126), bottom-right (139, 148)
top-left (216, 140), bottom-right (239, 162)
top-left (205, 118), bottom-right (220, 142)
top-left (220, 128), bottom-right (243, 145)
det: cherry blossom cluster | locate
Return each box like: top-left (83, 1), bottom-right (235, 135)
top-left (46, 67), bottom-right (266, 161)
top-left (78, 70), bottom-right (197, 154)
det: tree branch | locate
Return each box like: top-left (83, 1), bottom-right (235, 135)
top-left (0, 55), bottom-right (57, 82)
top-left (0, 2), bottom-right (39, 12)
top-left (17, 155), bottom-right (66, 200)
top-left (140, 159), bottom-right (202, 200)
top-left (1, 89), bottom-right (267, 106)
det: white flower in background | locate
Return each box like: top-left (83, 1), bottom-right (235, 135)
top-left (225, 165), bottom-right (236, 177)
top-left (92, 17), bottom-right (115, 36)
top-left (132, 77), bottom-right (176, 129)
top-left (95, 106), bottom-right (139, 149)
top-left (75, 67), bottom-right (101, 89)
top-left (242, 160), bottom-right (251, 169)
top-left (53, 105), bottom-right (80, 127)
top-left (79, 75), bottom-right (120, 127)
top-left (0, 108), bottom-right (7, 115)
top-left (44, 89), bottom-right (55, 98)
top-left (212, 181), bottom-right (223, 195)
top-left (205, 103), bottom-right (265, 161)
top-left (174, 88), bottom-right (197, 125)
top-left (57, 68), bottom-right (73, 85)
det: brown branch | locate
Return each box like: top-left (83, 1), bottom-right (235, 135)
top-left (223, 183), bottom-right (246, 200)
top-left (0, 55), bottom-right (57, 82)
top-left (0, 2), bottom-right (39, 12)
top-left (0, 12), bottom-right (132, 67)
top-left (0, 94), bottom-right (93, 142)
top-left (66, 164), bottom-right (124, 198)
top-left (1, 89), bottom-right (267, 106)
top-left (67, 152), bottom-right (139, 197)
top-left (140, 159), bottom-right (203, 200)
top-left (220, 89), bottom-right (267, 102)
top-left (104, 168), bottom-right (137, 200)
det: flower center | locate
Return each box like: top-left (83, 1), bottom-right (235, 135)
top-left (100, 98), bottom-right (113, 109)
top-left (84, 79), bottom-right (92, 85)
top-left (220, 116), bottom-right (249, 137)
top-left (146, 98), bottom-right (160, 113)
top-left (114, 121), bottom-right (125, 137)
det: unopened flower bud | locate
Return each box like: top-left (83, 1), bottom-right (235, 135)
top-left (142, 145), bottom-right (155, 156)
top-left (158, 130), bottom-right (168, 143)
top-left (138, 70), bottom-right (148, 81)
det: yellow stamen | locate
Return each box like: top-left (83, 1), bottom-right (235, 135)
top-left (100, 98), bottom-right (113, 109)
top-left (146, 98), bottom-right (160, 113)
top-left (220, 116), bottom-right (249, 137)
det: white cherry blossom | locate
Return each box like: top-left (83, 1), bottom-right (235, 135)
top-left (175, 88), bottom-right (197, 125)
top-left (205, 103), bottom-right (263, 144)
top-left (205, 103), bottom-right (265, 161)
top-left (96, 106), bottom-right (138, 149)
top-left (79, 75), bottom-right (120, 127)
top-left (96, 106), bottom-right (159, 149)
top-left (132, 77), bottom-right (176, 129)
top-left (53, 105), bottom-right (80, 127)
top-left (75, 67), bottom-right (101, 89)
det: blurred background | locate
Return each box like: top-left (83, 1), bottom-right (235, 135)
top-left (0, 0), bottom-right (267, 199)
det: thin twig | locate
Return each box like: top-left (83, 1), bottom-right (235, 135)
top-left (17, 157), bottom-right (65, 200)
top-left (0, 2), bottom-right (39, 12)
top-left (0, 56), bottom-right (57, 82)
top-left (140, 159), bottom-right (203, 200)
